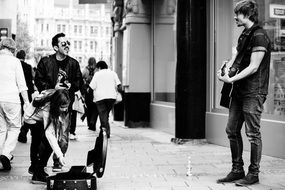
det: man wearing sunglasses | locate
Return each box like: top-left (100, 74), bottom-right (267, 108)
top-left (32, 33), bottom-right (83, 176)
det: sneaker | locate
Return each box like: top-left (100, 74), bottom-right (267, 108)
top-left (217, 171), bottom-right (245, 183)
top-left (69, 133), bottom-right (77, 140)
top-left (52, 164), bottom-right (63, 172)
top-left (31, 170), bottom-right (48, 184)
top-left (18, 132), bottom-right (27, 143)
top-left (0, 155), bottom-right (11, 171)
top-left (235, 173), bottom-right (259, 186)
top-left (28, 165), bottom-right (35, 175)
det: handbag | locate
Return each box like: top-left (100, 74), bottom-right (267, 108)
top-left (72, 91), bottom-right (85, 114)
top-left (115, 92), bottom-right (122, 104)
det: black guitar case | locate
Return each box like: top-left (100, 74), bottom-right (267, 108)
top-left (47, 129), bottom-right (108, 190)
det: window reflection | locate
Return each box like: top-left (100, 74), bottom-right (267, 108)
top-left (260, 1), bottom-right (285, 115)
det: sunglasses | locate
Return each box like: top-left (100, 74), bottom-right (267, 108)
top-left (60, 41), bottom-right (71, 47)
top-left (60, 104), bottom-right (69, 109)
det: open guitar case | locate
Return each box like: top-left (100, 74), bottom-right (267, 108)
top-left (47, 129), bottom-right (108, 190)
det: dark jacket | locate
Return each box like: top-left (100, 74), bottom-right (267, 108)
top-left (21, 60), bottom-right (34, 101)
top-left (35, 54), bottom-right (83, 100)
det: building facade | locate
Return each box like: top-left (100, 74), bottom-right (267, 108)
top-left (111, 0), bottom-right (285, 158)
top-left (17, 0), bottom-right (112, 68)
top-left (0, 0), bottom-right (17, 40)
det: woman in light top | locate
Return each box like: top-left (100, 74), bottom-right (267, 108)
top-left (24, 89), bottom-right (70, 184)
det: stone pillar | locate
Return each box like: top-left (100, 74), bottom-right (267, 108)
top-left (112, 0), bottom-right (124, 121)
top-left (122, 0), bottom-right (151, 127)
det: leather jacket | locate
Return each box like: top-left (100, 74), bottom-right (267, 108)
top-left (35, 54), bottom-right (83, 99)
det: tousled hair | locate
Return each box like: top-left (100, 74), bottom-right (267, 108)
top-left (234, 0), bottom-right (258, 23)
top-left (52, 33), bottom-right (66, 48)
top-left (31, 89), bottom-right (70, 135)
top-left (88, 57), bottom-right (96, 67)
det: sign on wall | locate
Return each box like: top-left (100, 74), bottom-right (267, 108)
top-left (270, 4), bottom-right (285, 19)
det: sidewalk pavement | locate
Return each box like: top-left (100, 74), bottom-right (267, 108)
top-left (0, 120), bottom-right (285, 190)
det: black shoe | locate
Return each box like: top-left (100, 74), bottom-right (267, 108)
top-left (18, 132), bottom-right (27, 143)
top-left (31, 170), bottom-right (48, 184)
top-left (88, 126), bottom-right (96, 131)
top-left (52, 163), bottom-right (63, 172)
top-left (217, 171), bottom-right (245, 183)
top-left (0, 155), bottom-right (11, 171)
top-left (28, 165), bottom-right (35, 175)
top-left (235, 173), bottom-right (259, 186)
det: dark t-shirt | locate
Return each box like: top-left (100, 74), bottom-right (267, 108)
top-left (235, 25), bottom-right (271, 97)
top-left (56, 58), bottom-right (69, 84)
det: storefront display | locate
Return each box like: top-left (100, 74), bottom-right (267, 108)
top-left (263, 1), bottom-right (285, 116)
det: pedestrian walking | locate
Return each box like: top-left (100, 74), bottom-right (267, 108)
top-left (82, 57), bottom-right (98, 131)
top-left (89, 60), bottom-right (122, 138)
top-left (34, 33), bottom-right (83, 172)
top-left (16, 50), bottom-right (35, 143)
top-left (24, 89), bottom-right (70, 184)
top-left (217, 0), bottom-right (271, 186)
top-left (0, 38), bottom-right (30, 171)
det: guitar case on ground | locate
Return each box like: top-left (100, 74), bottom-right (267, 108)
top-left (47, 129), bottom-right (108, 190)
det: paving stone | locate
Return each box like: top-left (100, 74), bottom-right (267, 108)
top-left (0, 120), bottom-right (284, 190)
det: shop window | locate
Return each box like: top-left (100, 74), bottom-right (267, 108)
top-left (214, 0), bottom-right (285, 118)
top-left (153, 2), bottom-right (176, 103)
top-left (265, 2), bottom-right (285, 116)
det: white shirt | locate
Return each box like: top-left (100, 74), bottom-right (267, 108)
top-left (89, 69), bottom-right (121, 102)
top-left (0, 50), bottom-right (28, 103)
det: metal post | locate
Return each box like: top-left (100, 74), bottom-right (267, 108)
top-left (175, 0), bottom-right (206, 139)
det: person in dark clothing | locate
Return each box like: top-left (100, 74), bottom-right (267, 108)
top-left (33, 33), bottom-right (83, 173)
top-left (217, 0), bottom-right (271, 186)
top-left (16, 50), bottom-right (35, 143)
top-left (82, 57), bottom-right (98, 131)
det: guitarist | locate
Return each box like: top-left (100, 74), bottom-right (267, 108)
top-left (216, 0), bottom-right (271, 186)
